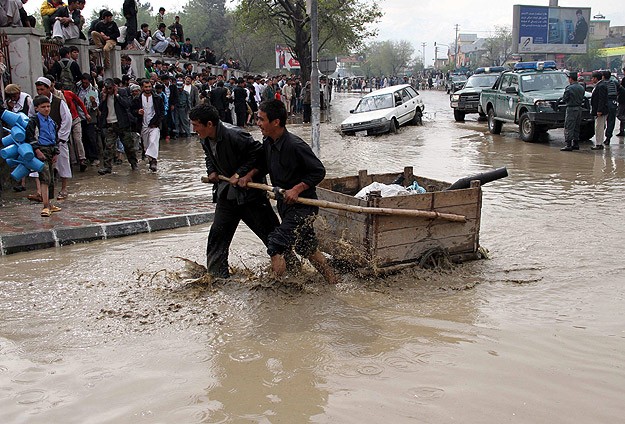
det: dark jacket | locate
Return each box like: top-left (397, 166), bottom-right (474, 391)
top-left (591, 80), bottom-right (609, 116)
top-left (210, 86), bottom-right (229, 111)
top-left (261, 129), bottom-right (325, 200)
top-left (562, 82), bottom-right (585, 108)
top-left (98, 91), bottom-right (132, 128)
top-left (165, 83), bottom-right (178, 111)
top-left (50, 58), bottom-right (82, 85)
top-left (94, 20), bottom-right (120, 40)
top-left (200, 122), bottom-right (266, 204)
top-left (131, 94), bottom-right (164, 129)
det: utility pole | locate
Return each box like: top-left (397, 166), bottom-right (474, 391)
top-left (434, 42), bottom-right (438, 69)
top-left (421, 42), bottom-right (427, 69)
top-left (309, 0), bottom-right (320, 156)
top-left (454, 24), bottom-right (459, 69)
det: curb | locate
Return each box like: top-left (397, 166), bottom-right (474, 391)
top-left (0, 212), bottom-right (214, 256)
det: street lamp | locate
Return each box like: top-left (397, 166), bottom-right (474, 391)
top-left (434, 42), bottom-right (450, 69)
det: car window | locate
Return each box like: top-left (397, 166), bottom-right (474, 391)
top-left (509, 75), bottom-right (519, 91)
top-left (394, 92), bottom-right (402, 105)
top-left (354, 94), bottom-right (394, 112)
top-left (405, 86), bottom-right (419, 97)
top-left (401, 89), bottom-right (412, 102)
top-left (464, 74), bottom-right (500, 88)
top-left (499, 74), bottom-right (512, 91)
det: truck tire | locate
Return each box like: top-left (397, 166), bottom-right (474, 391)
top-left (453, 109), bottom-right (465, 122)
top-left (580, 123), bottom-right (594, 141)
top-left (519, 113), bottom-right (539, 142)
top-left (487, 108), bottom-right (502, 134)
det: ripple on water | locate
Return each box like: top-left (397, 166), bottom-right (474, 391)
top-left (11, 367), bottom-right (47, 384)
top-left (404, 386), bottom-right (445, 404)
top-left (15, 388), bottom-right (47, 405)
top-left (356, 363), bottom-right (384, 376)
top-left (169, 402), bottom-right (228, 424)
top-left (228, 348), bottom-right (263, 363)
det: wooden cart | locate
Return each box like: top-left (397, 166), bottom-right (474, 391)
top-left (314, 166), bottom-right (483, 269)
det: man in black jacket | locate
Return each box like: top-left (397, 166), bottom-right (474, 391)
top-left (123, 0), bottom-right (137, 47)
top-left (91, 10), bottom-right (120, 69)
top-left (51, 0), bottom-right (85, 43)
top-left (132, 80), bottom-right (164, 171)
top-left (590, 71), bottom-right (609, 150)
top-left (98, 78), bottom-right (138, 174)
top-left (256, 99), bottom-right (337, 283)
top-left (210, 80), bottom-right (229, 123)
top-left (190, 104), bottom-right (281, 279)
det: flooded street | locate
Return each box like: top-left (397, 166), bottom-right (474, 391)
top-left (1, 89), bottom-right (625, 423)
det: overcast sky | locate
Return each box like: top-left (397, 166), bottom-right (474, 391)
top-left (25, 0), bottom-right (622, 62)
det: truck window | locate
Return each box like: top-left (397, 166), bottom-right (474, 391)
top-left (499, 75), bottom-right (512, 91)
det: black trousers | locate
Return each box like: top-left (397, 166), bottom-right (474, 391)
top-left (267, 202), bottom-right (319, 258)
top-left (206, 196), bottom-right (280, 278)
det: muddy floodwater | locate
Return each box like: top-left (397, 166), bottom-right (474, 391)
top-left (1, 90), bottom-right (625, 423)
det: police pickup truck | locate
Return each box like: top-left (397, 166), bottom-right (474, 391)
top-left (478, 61), bottom-right (594, 142)
top-left (450, 66), bottom-right (504, 121)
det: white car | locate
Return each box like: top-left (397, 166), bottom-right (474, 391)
top-left (340, 84), bottom-right (425, 136)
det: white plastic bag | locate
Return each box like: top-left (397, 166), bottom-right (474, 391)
top-left (354, 182), bottom-right (411, 199)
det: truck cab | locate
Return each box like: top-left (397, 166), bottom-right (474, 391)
top-left (478, 61), bottom-right (594, 142)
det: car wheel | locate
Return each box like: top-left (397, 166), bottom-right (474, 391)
top-left (519, 113), bottom-right (539, 142)
top-left (487, 108), bottom-right (502, 134)
top-left (453, 110), bottom-right (465, 122)
top-left (580, 123), bottom-right (594, 141)
top-left (390, 118), bottom-right (399, 134)
top-left (411, 108), bottom-right (423, 125)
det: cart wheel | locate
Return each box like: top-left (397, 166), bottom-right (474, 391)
top-left (419, 247), bottom-right (453, 270)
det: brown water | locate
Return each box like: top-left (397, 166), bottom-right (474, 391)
top-left (1, 90), bottom-right (625, 423)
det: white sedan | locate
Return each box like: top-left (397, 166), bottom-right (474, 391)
top-left (340, 84), bottom-right (425, 136)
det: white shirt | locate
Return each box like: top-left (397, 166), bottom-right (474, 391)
top-left (48, 93), bottom-right (72, 142)
top-left (141, 94), bottom-right (155, 127)
top-left (106, 94), bottom-right (117, 124)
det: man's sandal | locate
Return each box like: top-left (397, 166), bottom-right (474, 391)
top-left (41, 208), bottom-right (51, 217)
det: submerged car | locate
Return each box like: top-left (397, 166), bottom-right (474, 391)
top-left (340, 84), bottom-right (425, 136)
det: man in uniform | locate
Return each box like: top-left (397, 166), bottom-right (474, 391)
top-left (256, 99), bottom-right (337, 284)
top-left (190, 104), bottom-right (282, 279)
top-left (560, 71), bottom-right (585, 151)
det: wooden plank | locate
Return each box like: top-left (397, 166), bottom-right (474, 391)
top-left (317, 187), bottom-right (365, 206)
top-left (376, 193), bottom-right (434, 210)
top-left (375, 218), bottom-right (478, 249)
top-left (433, 187), bottom-right (481, 208)
top-left (374, 235), bottom-right (476, 265)
top-left (375, 204), bottom-right (479, 232)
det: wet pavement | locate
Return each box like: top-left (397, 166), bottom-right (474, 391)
top-left (0, 137), bottom-right (216, 254)
top-left (2, 89), bottom-right (625, 423)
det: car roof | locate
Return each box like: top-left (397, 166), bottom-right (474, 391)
top-left (362, 84), bottom-right (413, 97)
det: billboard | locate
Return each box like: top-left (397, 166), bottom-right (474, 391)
top-left (512, 5), bottom-right (591, 54)
top-left (275, 45), bottom-right (300, 70)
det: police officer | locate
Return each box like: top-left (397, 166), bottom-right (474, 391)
top-left (602, 70), bottom-right (625, 145)
top-left (561, 71), bottom-right (586, 151)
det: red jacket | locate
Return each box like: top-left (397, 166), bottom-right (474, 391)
top-left (63, 90), bottom-right (89, 120)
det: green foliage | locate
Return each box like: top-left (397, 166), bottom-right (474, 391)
top-left (359, 40), bottom-right (415, 77)
top-left (481, 25), bottom-right (513, 66)
top-left (566, 41), bottom-right (607, 71)
top-left (234, 0), bottom-right (381, 80)
top-left (181, 0), bottom-right (229, 52)
top-left (226, 18), bottom-right (282, 73)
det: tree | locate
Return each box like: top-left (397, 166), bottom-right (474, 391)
top-left (226, 17), bottom-right (281, 73)
top-left (482, 25), bottom-right (512, 66)
top-left (235, 0), bottom-right (381, 81)
top-left (180, 0), bottom-right (229, 53)
top-left (359, 40), bottom-right (415, 77)
top-left (566, 41), bottom-right (605, 71)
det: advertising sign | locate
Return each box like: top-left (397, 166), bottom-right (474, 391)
top-left (275, 45), bottom-right (300, 70)
top-left (512, 5), bottom-right (590, 54)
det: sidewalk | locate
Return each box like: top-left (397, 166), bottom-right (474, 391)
top-left (0, 193), bottom-right (215, 255)
top-left (0, 136), bottom-right (218, 256)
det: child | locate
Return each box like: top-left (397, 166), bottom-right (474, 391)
top-left (27, 95), bottom-right (62, 217)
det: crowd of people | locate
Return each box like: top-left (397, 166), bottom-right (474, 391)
top-left (562, 67), bottom-right (625, 151)
top-left (2, 36), bottom-right (315, 213)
